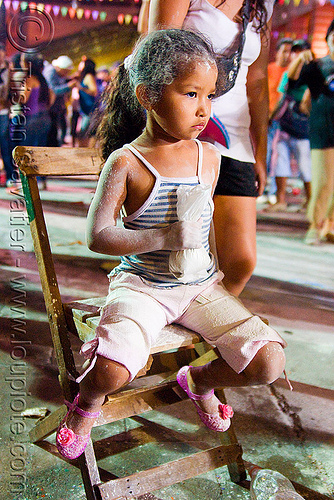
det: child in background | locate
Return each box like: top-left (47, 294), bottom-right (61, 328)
top-left (56, 29), bottom-right (287, 460)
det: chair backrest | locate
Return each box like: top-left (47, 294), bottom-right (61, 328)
top-left (13, 146), bottom-right (102, 401)
top-left (14, 146), bottom-right (101, 177)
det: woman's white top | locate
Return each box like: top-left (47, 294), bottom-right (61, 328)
top-left (183, 0), bottom-right (274, 162)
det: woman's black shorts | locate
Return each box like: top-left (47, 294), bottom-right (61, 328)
top-left (214, 156), bottom-right (258, 197)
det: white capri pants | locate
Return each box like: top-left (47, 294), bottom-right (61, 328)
top-left (77, 271), bottom-right (285, 383)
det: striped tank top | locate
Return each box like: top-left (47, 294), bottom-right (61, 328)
top-left (110, 139), bottom-right (216, 287)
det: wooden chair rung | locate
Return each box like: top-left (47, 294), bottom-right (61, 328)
top-left (97, 444), bottom-right (243, 500)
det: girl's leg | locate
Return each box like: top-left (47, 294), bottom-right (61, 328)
top-left (213, 195), bottom-right (257, 296)
top-left (64, 284), bottom-right (169, 440)
top-left (178, 280), bottom-right (287, 417)
top-left (66, 355), bottom-right (130, 437)
top-left (183, 342), bottom-right (285, 416)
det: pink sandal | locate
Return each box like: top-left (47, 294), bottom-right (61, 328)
top-left (176, 366), bottom-right (233, 432)
top-left (56, 394), bottom-right (101, 460)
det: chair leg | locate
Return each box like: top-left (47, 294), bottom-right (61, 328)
top-left (216, 388), bottom-right (247, 483)
top-left (79, 440), bottom-right (102, 500)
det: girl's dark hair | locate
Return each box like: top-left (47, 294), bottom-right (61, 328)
top-left (80, 58), bottom-right (96, 80)
top-left (95, 29), bottom-right (217, 161)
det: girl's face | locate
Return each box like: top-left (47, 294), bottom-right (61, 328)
top-left (149, 60), bottom-right (217, 141)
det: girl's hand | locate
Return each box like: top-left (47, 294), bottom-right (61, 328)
top-left (163, 220), bottom-right (202, 251)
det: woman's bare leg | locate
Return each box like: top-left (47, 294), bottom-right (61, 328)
top-left (213, 195), bottom-right (257, 296)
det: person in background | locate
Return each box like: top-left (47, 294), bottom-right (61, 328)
top-left (147, 0), bottom-right (275, 297)
top-left (70, 56), bottom-right (86, 147)
top-left (0, 43), bottom-right (15, 187)
top-left (96, 66), bottom-right (110, 98)
top-left (75, 58), bottom-right (98, 147)
top-left (268, 38), bottom-right (293, 118)
top-left (289, 19), bottom-right (334, 244)
top-left (10, 53), bottom-right (54, 189)
top-left (18, 53), bottom-right (54, 147)
top-left (43, 55), bottom-right (76, 146)
top-left (265, 39), bottom-right (312, 212)
top-left (265, 37), bottom-right (293, 200)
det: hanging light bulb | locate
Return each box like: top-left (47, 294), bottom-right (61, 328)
top-left (124, 13), bottom-right (132, 24)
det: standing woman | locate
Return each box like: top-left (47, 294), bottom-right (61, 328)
top-left (10, 54), bottom-right (54, 189)
top-left (15, 53), bottom-right (53, 147)
top-left (76, 58), bottom-right (98, 147)
top-left (288, 19), bottom-right (334, 244)
top-left (148, 0), bottom-right (274, 296)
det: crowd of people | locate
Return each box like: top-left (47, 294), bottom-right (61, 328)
top-left (0, 48), bottom-right (114, 188)
top-left (264, 20), bottom-right (334, 245)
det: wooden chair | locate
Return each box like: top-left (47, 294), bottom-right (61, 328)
top-left (14, 146), bottom-right (246, 500)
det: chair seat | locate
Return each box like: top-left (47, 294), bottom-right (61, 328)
top-left (64, 296), bottom-right (202, 353)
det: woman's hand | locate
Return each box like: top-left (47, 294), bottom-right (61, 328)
top-left (254, 159), bottom-right (267, 196)
top-left (299, 49), bottom-right (313, 65)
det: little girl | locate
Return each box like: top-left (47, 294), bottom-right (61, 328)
top-left (56, 29), bottom-right (287, 460)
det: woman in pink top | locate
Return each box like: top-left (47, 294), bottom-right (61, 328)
top-left (11, 53), bottom-right (54, 148)
top-left (147, 0), bottom-right (274, 296)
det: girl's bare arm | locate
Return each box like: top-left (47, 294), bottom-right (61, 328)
top-left (148, 0), bottom-right (190, 30)
top-left (86, 150), bottom-right (202, 256)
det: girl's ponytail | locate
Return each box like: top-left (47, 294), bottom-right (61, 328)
top-left (95, 63), bottom-right (146, 161)
top-left (95, 29), bottom-right (218, 161)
